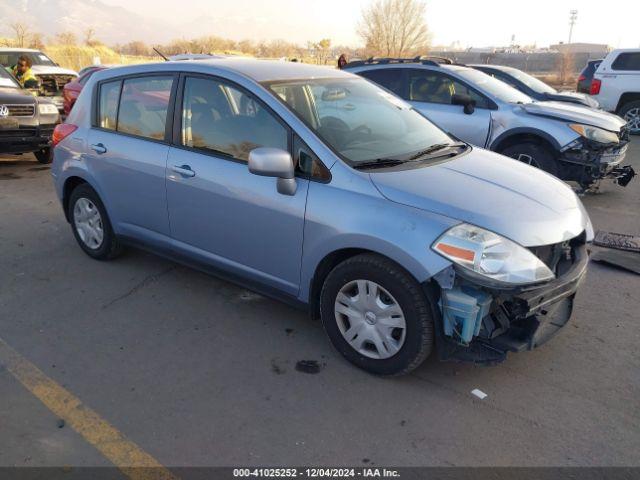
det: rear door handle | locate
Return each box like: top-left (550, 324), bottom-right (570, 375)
top-left (171, 164), bottom-right (196, 178)
top-left (90, 143), bottom-right (107, 154)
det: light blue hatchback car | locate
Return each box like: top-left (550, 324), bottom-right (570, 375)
top-left (51, 59), bottom-right (593, 375)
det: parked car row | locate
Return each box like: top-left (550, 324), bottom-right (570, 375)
top-left (344, 56), bottom-right (634, 190)
top-left (52, 59), bottom-right (595, 375)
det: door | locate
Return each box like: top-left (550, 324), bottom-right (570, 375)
top-left (405, 69), bottom-right (492, 147)
top-left (88, 75), bottom-right (175, 238)
top-left (166, 75), bottom-right (309, 296)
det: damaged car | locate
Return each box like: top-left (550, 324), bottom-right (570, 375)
top-left (52, 60), bottom-right (592, 375)
top-left (345, 57), bottom-right (634, 190)
top-left (0, 48), bottom-right (78, 116)
top-left (0, 66), bottom-right (59, 163)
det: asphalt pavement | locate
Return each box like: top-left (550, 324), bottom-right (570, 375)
top-left (0, 142), bottom-right (639, 470)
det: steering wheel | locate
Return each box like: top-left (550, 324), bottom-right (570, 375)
top-left (341, 124), bottom-right (373, 149)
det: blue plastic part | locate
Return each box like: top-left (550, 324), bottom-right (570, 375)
top-left (439, 286), bottom-right (493, 344)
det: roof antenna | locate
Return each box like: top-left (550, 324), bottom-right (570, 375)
top-left (153, 47), bottom-right (169, 61)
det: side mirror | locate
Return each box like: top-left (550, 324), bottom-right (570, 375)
top-left (452, 93), bottom-right (476, 114)
top-left (248, 147), bottom-right (297, 195)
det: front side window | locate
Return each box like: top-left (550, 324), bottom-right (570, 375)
top-left (612, 52), bottom-right (640, 71)
top-left (264, 77), bottom-right (454, 164)
top-left (358, 69), bottom-right (405, 97)
top-left (117, 76), bottom-right (173, 140)
top-left (181, 76), bottom-right (288, 162)
top-left (98, 80), bottom-right (121, 130)
top-left (407, 70), bottom-right (490, 108)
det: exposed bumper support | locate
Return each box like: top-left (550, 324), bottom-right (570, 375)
top-left (426, 243), bottom-right (589, 365)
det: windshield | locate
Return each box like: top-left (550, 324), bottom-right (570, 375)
top-left (502, 67), bottom-right (556, 94)
top-left (457, 68), bottom-right (532, 104)
top-left (0, 67), bottom-right (20, 88)
top-left (0, 51), bottom-right (56, 68)
top-left (263, 77), bottom-right (455, 164)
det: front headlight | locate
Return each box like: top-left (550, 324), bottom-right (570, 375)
top-left (432, 223), bottom-right (555, 285)
top-left (569, 123), bottom-right (619, 145)
top-left (38, 103), bottom-right (58, 115)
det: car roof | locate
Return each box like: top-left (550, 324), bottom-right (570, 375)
top-left (95, 58), bottom-right (350, 83)
top-left (469, 64), bottom-right (514, 73)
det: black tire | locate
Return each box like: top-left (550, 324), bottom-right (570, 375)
top-left (68, 184), bottom-right (123, 260)
top-left (320, 253), bottom-right (434, 376)
top-left (618, 100), bottom-right (640, 135)
top-left (34, 148), bottom-right (51, 164)
top-left (500, 142), bottom-right (559, 177)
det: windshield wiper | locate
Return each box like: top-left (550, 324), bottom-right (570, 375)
top-left (408, 142), bottom-right (467, 160)
top-left (353, 158), bottom-right (406, 170)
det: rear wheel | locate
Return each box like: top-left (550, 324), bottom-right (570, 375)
top-left (500, 142), bottom-right (559, 177)
top-left (34, 148), bottom-right (51, 164)
top-left (68, 184), bottom-right (123, 260)
top-left (320, 253), bottom-right (434, 376)
top-left (619, 100), bottom-right (640, 135)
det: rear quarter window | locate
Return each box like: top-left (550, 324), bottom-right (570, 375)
top-left (611, 52), bottom-right (640, 71)
top-left (98, 80), bottom-right (121, 130)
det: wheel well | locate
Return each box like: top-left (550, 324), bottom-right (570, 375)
top-left (308, 248), bottom-right (375, 321)
top-left (616, 92), bottom-right (640, 113)
top-left (62, 176), bottom-right (87, 221)
top-left (493, 133), bottom-right (556, 154)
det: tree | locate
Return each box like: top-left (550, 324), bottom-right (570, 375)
top-left (358, 0), bottom-right (430, 58)
top-left (28, 32), bottom-right (45, 50)
top-left (10, 22), bottom-right (28, 47)
top-left (315, 38), bottom-right (332, 64)
top-left (55, 31), bottom-right (77, 46)
top-left (84, 27), bottom-right (101, 46)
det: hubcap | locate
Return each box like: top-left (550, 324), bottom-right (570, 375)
top-left (516, 153), bottom-right (541, 169)
top-left (624, 107), bottom-right (640, 133)
top-left (334, 280), bottom-right (406, 359)
top-left (73, 198), bottom-right (104, 249)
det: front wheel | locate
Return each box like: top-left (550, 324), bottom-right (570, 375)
top-left (320, 253), bottom-right (434, 376)
top-left (34, 148), bottom-right (51, 164)
top-left (619, 100), bottom-right (640, 135)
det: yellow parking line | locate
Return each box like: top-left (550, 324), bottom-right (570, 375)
top-left (0, 337), bottom-right (178, 480)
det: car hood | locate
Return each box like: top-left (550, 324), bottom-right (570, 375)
top-left (522, 100), bottom-right (624, 131)
top-left (369, 148), bottom-right (589, 247)
top-left (31, 65), bottom-right (78, 77)
top-left (0, 86), bottom-right (34, 103)
top-left (544, 91), bottom-right (600, 109)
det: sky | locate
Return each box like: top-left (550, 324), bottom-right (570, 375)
top-left (101, 0), bottom-right (640, 49)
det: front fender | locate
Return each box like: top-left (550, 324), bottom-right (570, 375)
top-left (298, 167), bottom-right (457, 303)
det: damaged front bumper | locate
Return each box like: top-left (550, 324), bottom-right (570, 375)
top-left (559, 134), bottom-right (635, 188)
top-left (426, 236), bottom-right (589, 365)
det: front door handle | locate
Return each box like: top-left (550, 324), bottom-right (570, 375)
top-left (171, 164), bottom-right (196, 178)
top-left (90, 143), bottom-right (107, 154)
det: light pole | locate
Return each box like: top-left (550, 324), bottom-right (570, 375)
top-left (568, 9), bottom-right (578, 44)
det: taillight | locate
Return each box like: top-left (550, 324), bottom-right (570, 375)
top-left (578, 74), bottom-right (586, 82)
top-left (590, 78), bottom-right (602, 95)
top-left (52, 124), bottom-right (78, 147)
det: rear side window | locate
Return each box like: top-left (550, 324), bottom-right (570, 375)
top-left (611, 52), bottom-right (640, 71)
top-left (358, 69), bottom-right (405, 97)
top-left (98, 80), bottom-right (121, 130)
top-left (407, 70), bottom-right (490, 109)
top-left (117, 76), bottom-right (173, 140)
top-left (181, 76), bottom-right (288, 162)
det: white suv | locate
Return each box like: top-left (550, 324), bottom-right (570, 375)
top-left (590, 49), bottom-right (640, 134)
